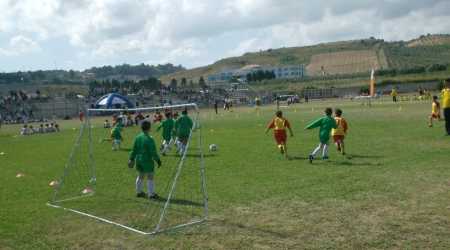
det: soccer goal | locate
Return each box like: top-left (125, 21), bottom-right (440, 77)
top-left (47, 103), bottom-right (208, 235)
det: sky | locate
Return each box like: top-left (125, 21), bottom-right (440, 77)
top-left (0, 0), bottom-right (450, 72)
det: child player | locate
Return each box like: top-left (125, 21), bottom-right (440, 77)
top-left (331, 108), bottom-right (348, 155)
top-left (174, 109), bottom-right (193, 156)
top-left (265, 110), bottom-right (294, 158)
top-left (111, 120), bottom-right (123, 151)
top-left (128, 120), bottom-right (162, 199)
top-left (305, 107), bottom-right (337, 163)
top-left (157, 112), bottom-right (175, 156)
top-left (428, 95), bottom-right (441, 127)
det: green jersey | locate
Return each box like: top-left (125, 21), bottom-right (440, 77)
top-left (305, 115), bottom-right (337, 144)
top-left (129, 132), bottom-right (160, 173)
top-left (157, 118), bottom-right (175, 141)
top-left (175, 114), bottom-right (193, 139)
top-left (111, 126), bottom-right (122, 140)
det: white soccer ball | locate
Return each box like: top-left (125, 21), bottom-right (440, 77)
top-left (209, 144), bottom-right (218, 152)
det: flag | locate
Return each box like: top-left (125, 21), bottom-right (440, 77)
top-left (370, 69), bottom-right (375, 97)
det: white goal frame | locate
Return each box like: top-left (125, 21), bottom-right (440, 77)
top-left (47, 103), bottom-right (208, 235)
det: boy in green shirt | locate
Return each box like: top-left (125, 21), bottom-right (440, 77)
top-left (174, 109), bottom-right (194, 156)
top-left (110, 122), bottom-right (123, 151)
top-left (128, 120), bottom-right (162, 199)
top-left (305, 107), bottom-right (337, 163)
top-left (157, 112), bottom-right (175, 156)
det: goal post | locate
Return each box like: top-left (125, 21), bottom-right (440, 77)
top-left (47, 103), bottom-right (208, 235)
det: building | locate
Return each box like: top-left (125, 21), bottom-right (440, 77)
top-left (207, 64), bottom-right (305, 84)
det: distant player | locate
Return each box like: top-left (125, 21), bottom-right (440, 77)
top-left (331, 109), bottom-right (348, 155)
top-left (104, 119), bottom-right (111, 128)
top-left (390, 88), bottom-right (398, 102)
top-left (128, 120), bottom-right (162, 199)
top-left (157, 112), bottom-right (175, 156)
top-left (428, 96), bottom-right (441, 127)
top-left (153, 111), bottom-right (163, 123)
top-left (265, 110), bottom-right (294, 158)
top-left (305, 107), bottom-right (337, 163)
top-left (111, 122), bottom-right (123, 151)
top-left (255, 97), bottom-right (262, 115)
top-left (79, 110), bottom-right (84, 122)
top-left (214, 100), bottom-right (218, 115)
top-left (174, 109), bottom-right (193, 156)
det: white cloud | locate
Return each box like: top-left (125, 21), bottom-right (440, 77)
top-left (0, 0), bottom-right (449, 70)
top-left (0, 35), bottom-right (41, 56)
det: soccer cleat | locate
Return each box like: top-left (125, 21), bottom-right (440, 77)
top-left (308, 155), bottom-right (314, 164)
top-left (322, 156), bottom-right (329, 160)
top-left (149, 193), bottom-right (160, 200)
top-left (279, 145), bottom-right (285, 154)
top-left (136, 192), bottom-right (147, 198)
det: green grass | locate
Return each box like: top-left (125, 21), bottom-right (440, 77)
top-left (1, 99), bottom-right (450, 249)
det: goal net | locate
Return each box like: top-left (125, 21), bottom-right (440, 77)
top-left (47, 103), bottom-right (208, 235)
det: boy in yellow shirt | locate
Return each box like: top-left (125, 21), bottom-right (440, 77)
top-left (428, 96), bottom-right (441, 127)
top-left (331, 109), bottom-right (348, 155)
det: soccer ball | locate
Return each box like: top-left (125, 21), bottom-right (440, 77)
top-left (209, 144), bottom-right (218, 152)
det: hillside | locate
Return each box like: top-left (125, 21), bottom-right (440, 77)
top-left (0, 63), bottom-right (184, 85)
top-left (160, 34), bottom-right (450, 83)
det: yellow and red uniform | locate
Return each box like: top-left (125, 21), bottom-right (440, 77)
top-left (267, 117), bottom-right (291, 145)
top-left (331, 117), bottom-right (348, 143)
top-left (431, 101), bottom-right (441, 119)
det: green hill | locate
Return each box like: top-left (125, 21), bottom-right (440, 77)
top-left (160, 34), bottom-right (450, 84)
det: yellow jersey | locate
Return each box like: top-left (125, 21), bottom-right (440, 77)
top-left (268, 117), bottom-right (291, 131)
top-left (442, 88), bottom-right (450, 109)
top-left (331, 117), bottom-right (348, 136)
top-left (432, 102), bottom-right (440, 114)
top-left (391, 89), bottom-right (397, 97)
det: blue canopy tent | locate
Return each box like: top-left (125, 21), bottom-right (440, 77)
top-left (94, 93), bottom-right (134, 109)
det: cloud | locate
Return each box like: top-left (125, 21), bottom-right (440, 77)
top-left (0, 35), bottom-right (41, 56)
top-left (0, 0), bottom-right (450, 70)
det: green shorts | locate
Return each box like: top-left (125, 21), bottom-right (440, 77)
top-left (136, 164), bottom-right (154, 174)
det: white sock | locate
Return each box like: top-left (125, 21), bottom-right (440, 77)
top-left (311, 143), bottom-right (322, 157)
top-left (147, 179), bottom-right (154, 195)
top-left (322, 144), bottom-right (329, 158)
top-left (136, 176), bottom-right (143, 193)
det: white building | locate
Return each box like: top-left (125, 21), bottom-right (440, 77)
top-left (207, 64), bottom-right (305, 84)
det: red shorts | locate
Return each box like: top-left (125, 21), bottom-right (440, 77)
top-left (431, 113), bottom-right (440, 119)
top-left (333, 135), bottom-right (345, 143)
top-left (274, 130), bottom-right (287, 145)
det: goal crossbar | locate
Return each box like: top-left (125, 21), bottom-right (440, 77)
top-left (87, 103), bottom-right (199, 113)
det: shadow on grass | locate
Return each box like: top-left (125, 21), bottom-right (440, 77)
top-left (348, 154), bottom-right (383, 159)
top-left (288, 156), bottom-right (308, 161)
top-left (165, 153), bottom-right (216, 158)
top-left (119, 148), bottom-right (132, 152)
top-left (211, 218), bottom-right (292, 239)
top-left (100, 195), bottom-right (203, 207)
top-left (329, 160), bottom-right (383, 167)
top-left (151, 196), bottom-right (204, 207)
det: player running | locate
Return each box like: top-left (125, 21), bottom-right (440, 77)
top-left (265, 110), bottom-right (294, 159)
top-left (305, 107), bottom-right (337, 163)
top-left (331, 108), bottom-right (348, 155)
top-left (174, 109), bottom-right (193, 156)
top-left (157, 112), bottom-right (175, 156)
top-left (428, 95), bottom-right (441, 127)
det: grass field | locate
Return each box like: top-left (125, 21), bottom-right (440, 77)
top-left (1, 98), bottom-right (450, 249)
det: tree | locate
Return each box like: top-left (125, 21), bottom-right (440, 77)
top-left (199, 76), bottom-right (207, 90)
top-left (170, 78), bottom-right (178, 91)
top-left (181, 78), bottom-right (187, 88)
